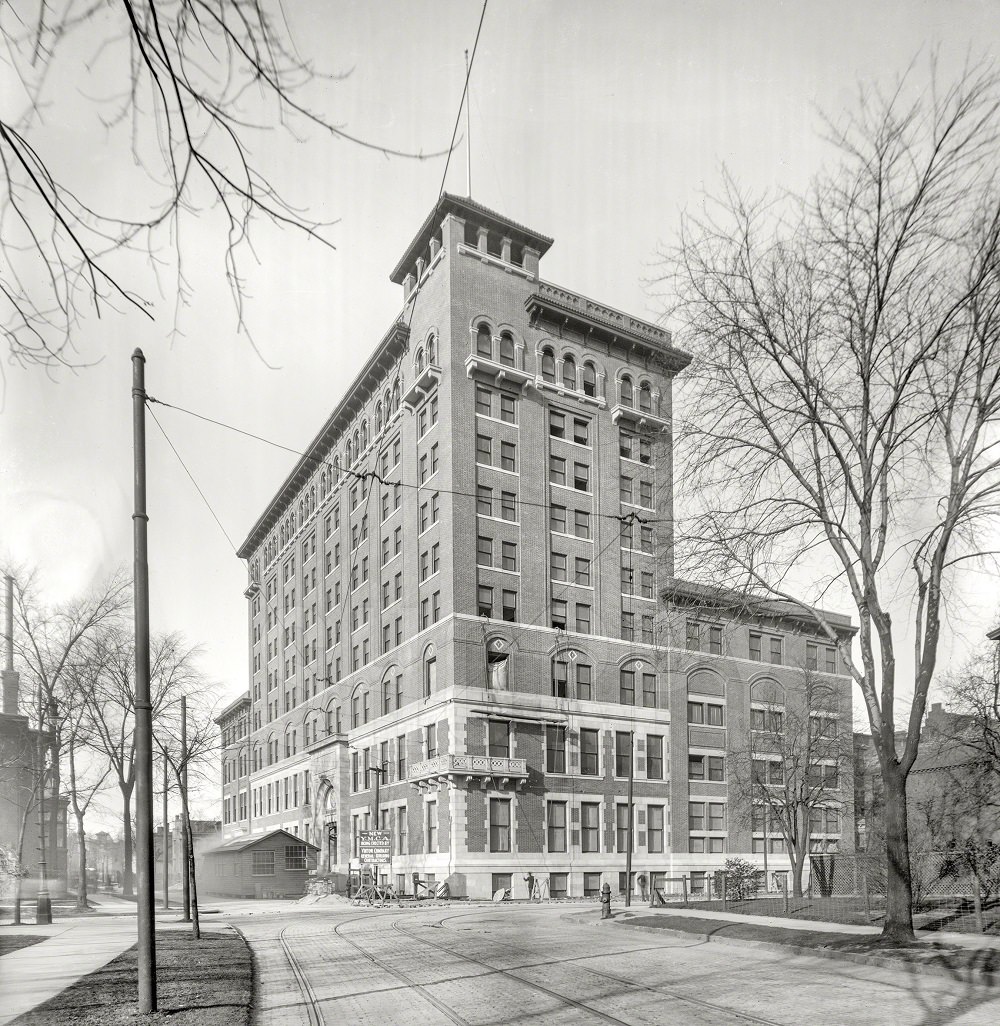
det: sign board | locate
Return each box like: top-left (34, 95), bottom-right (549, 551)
top-left (358, 829), bottom-right (392, 865)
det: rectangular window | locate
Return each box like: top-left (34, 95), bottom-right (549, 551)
top-left (397, 735), bottom-right (406, 780)
top-left (501, 589), bottom-right (516, 622)
top-left (639, 479), bottom-right (653, 507)
top-left (500, 491), bottom-right (517, 521)
top-left (573, 463), bottom-right (589, 491)
top-left (476, 434), bottom-right (492, 465)
top-left (642, 673), bottom-right (656, 709)
top-left (500, 394), bottom-right (516, 424)
top-left (581, 802), bottom-right (600, 853)
top-left (252, 850), bottom-right (275, 876)
top-left (576, 662), bottom-right (592, 700)
top-left (620, 475), bottom-right (633, 503)
top-left (478, 585), bottom-right (493, 617)
top-left (500, 442), bottom-right (516, 472)
top-left (550, 552), bottom-right (567, 582)
top-left (549, 456), bottom-right (566, 486)
top-left (477, 485), bottom-right (493, 517)
top-left (574, 509), bottom-right (591, 539)
top-left (806, 642), bottom-right (818, 671)
top-left (551, 599), bottom-right (568, 630)
top-left (477, 536), bottom-right (493, 567)
top-left (580, 728), bottom-right (600, 776)
top-left (546, 725), bottom-right (566, 773)
top-left (615, 731), bottom-right (632, 776)
top-left (769, 636), bottom-right (783, 665)
top-left (647, 806), bottom-right (664, 854)
top-left (749, 632), bottom-right (762, 661)
top-left (573, 418), bottom-right (589, 446)
top-left (488, 720), bottom-right (510, 758)
top-left (620, 669), bottom-right (635, 706)
top-left (640, 570), bottom-right (654, 599)
top-left (502, 541), bottom-right (517, 572)
top-left (489, 798), bottom-right (511, 853)
top-left (475, 384), bottom-right (492, 416)
top-left (621, 612), bottom-right (634, 641)
top-left (547, 802), bottom-right (567, 852)
top-left (574, 556), bottom-right (591, 586)
top-left (616, 804), bottom-right (631, 853)
top-left (549, 410), bottom-right (566, 438)
top-left (686, 620), bottom-right (700, 651)
top-left (550, 504), bottom-right (567, 534)
top-left (647, 735), bottom-right (663, 779)
top-left (426, 801), bottom-right (438, 853)
top-left (285, 845), bottom-right (307, 870)
top-left (575, 604), bottom-right (591, 635)
top-left (825, 647), bottom-right (838, 673)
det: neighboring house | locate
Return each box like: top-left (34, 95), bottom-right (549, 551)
top-left (200, 828), bottom-right (318, 898)
top-left (216, 194), bottom-right (855, 899)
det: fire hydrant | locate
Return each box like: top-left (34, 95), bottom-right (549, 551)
top-left (600, 882), bottom-right (612, 919)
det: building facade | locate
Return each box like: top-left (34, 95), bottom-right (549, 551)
top-left (221, 195), bottom-right (854, 899)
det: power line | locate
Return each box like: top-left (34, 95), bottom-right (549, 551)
top-left (145, 394), bottom-right (667, 528)
top-left (147, 405), bottom-right (238, 554)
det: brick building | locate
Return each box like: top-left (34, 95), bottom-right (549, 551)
top-left (220, 195), bottom-right (855, 899)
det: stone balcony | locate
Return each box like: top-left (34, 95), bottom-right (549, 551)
top-left (408, 754), bottom-right (529, 791)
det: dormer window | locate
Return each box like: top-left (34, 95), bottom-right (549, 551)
top-left (477, 323), bottom-right (492, 358)
top-left (499, 332), bottom-right (515, 367)
top-left (541, 347), bottom-right (556, 382)
top-left (563, 355), bottom-right (576, 390)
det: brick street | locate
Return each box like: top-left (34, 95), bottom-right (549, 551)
top-left (229, 903), bottom-right (1000, 1026)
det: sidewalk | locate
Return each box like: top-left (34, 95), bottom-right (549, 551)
top-left (0, 915), bottom-right (139, 1025)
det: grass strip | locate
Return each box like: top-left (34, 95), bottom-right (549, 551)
top-left (10, 929), bottom-right (251, 1026)
top-left (623, 914), bottom-right (1000, 977)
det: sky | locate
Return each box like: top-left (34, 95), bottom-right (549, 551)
top-left (3, 1), bottom-right (1000, 819)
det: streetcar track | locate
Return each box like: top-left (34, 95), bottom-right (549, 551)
top-left (275, 905), bottom-right (792, 1026)
top-left (278, 924), bottom-right (325, 1026)
top-left (407, 908), bottom-right (793, 1026)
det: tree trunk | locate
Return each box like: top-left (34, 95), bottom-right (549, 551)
top-left (791, 844), bottom-right (807, 898)
top-left (48, 736), bottom-right (61, 893)
top-left (75, 813), bottom-right (89, 910)
top-left (881, 763), bottom-right (915, 943)
top-left (181, 785), bottom-right (200, 940)
top-left (121, 786), bottom-right (134, 897)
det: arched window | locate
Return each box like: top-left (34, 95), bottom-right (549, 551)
top-left (392, 380), bottom-right (401, 411)
top-left (499, 332), bottom-right (515, 367)
top-left (551, 651), bottom-right (593, 700)
top-left (476, 322), bottom-right (492, 358)
top-left (638, 381), bottom-right (652, 413)
top-left (374, 402), bottom-right (383, 433)
top-left (333, 456), bottom-right (341, 484)
top-left (423, 646), bottom-right (437, 699)
top-left (582, 361), bottom-right (597, 397)
top-left (620, 660), bottom-right (657, 708)
top-left (353, 429), bottom-right (360, 458)
top-left (427, 334), bottom-right (437, 365)
top-left (345, 440), bottom-right (352, 467)
top-left (620, 375), bottom-right (634, 406)
top-left (320, 471), bottom-right (327, 498)
top-left (562, 355), bottom-right (576, 390)
top-left (415, 347), bottom-right (425, 374)
top-left (541, 347), bottom-right (556, 382)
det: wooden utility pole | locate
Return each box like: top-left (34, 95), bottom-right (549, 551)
top-left (35, 680), bottom-right (51, 924)
top-left (162, 751), bottom-right (169, 909)
top-left (132, 348), bottom-right (157, 1012)
top-left (181, 696), bottom-right (190, 921)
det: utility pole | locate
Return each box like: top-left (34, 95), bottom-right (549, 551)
top-left (181, 696), bottom-right (190, 921)
top-left (35, 680), bottom-right (51, 924)
top-left (368, 763), bottom-right (387, 885)
top-left (625, 730), bottom-right (634, 908)
top-left (132, 348), bottom-right (157, 1013)
top-left (162, 751), bottom-right (169, 909)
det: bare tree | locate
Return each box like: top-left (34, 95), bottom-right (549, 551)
top-left (728, 672), bottom-right (852, 897)
top-left (0, 1), bottom-right (450, 368)
top-left (0, 725), bottom-right (42, 924)
top-left (664, 61), bottom-right (1000, 942)
top-left (8, 567), bottom-right (129, 896)
top-left (84, 627), bottom-right (208, 897)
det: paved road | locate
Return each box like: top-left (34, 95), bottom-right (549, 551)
top-left (229, 903), bottom-right (1000, 1026)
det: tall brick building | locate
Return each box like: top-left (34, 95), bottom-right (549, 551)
top-left (221, 195), bottom-right (855, 899)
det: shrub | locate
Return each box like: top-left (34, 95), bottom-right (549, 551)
top-left (723, 856), bottom-right (760, 900)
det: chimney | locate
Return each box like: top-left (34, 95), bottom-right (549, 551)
top-left (2, 575), bottom-right (19, 715)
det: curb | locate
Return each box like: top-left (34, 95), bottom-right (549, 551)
top-left (604, 915), bottom-right (1000, 990)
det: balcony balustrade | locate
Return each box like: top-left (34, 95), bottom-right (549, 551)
top-left (408, 753), bottom-right (529, 790)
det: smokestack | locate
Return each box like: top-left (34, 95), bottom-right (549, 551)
top-left (3, 575), bottom-right (19, 715)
